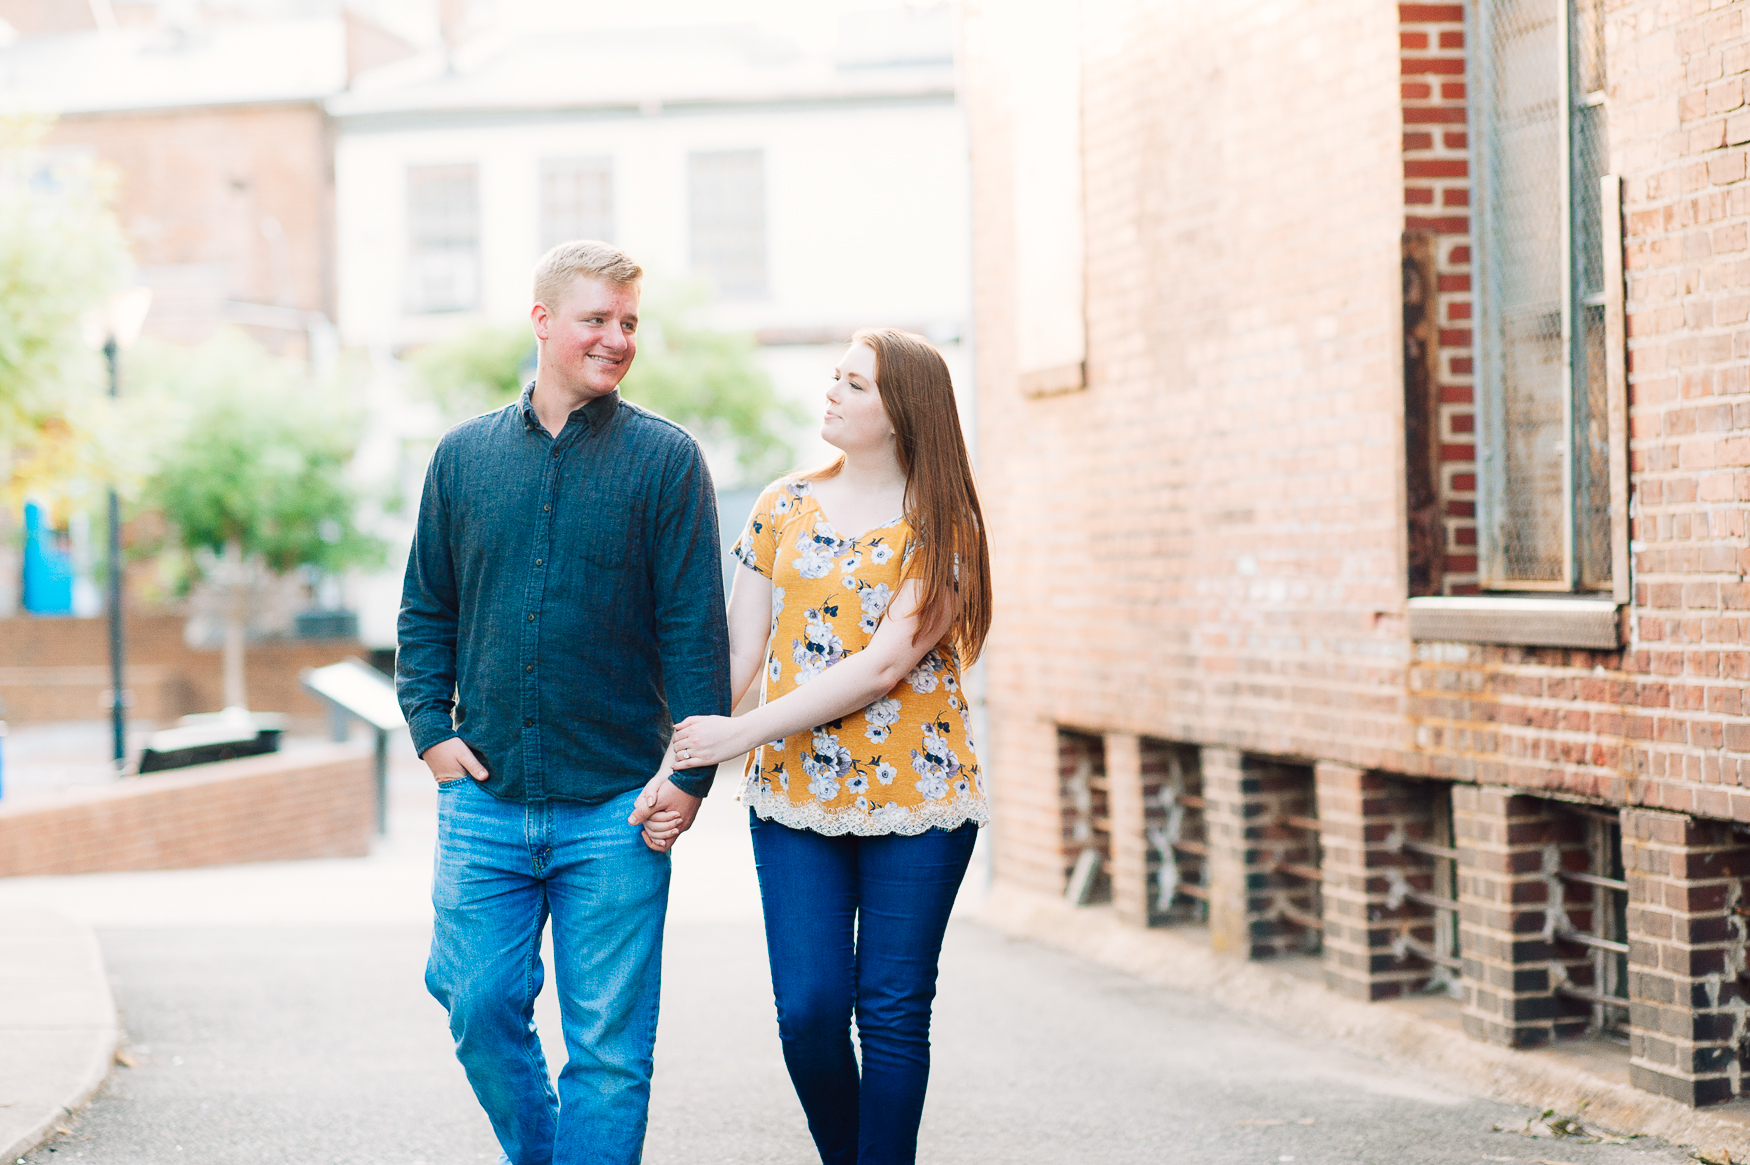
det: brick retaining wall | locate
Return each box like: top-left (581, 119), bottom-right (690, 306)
top-left (0, 744), bottom-right (376, 876)
top-left (0, 615), bottom-right (365, 725)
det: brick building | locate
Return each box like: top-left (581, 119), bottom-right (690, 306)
top-left (0, 0), bottom-right (419, 356)
top-left (966, 0), bottom-right (1750, 1108)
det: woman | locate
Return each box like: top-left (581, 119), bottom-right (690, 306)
top-left (645, 327), bottom-right (991, 1164)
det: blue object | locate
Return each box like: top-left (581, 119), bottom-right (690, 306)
top-left (749, 811), bottom-right (978, 1163)
top-left (21, 502), bottom-right (74, 615)
top-left (425, 780), bottom-right (669, 1164)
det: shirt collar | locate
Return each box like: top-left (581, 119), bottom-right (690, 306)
top-left (519, 382), bottom-right (622, 433)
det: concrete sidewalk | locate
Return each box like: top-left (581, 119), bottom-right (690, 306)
top-left (0, 909), bottom-right (117, 1163)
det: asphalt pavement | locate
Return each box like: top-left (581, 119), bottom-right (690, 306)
top-left (1, 732), bottom-right (1697, 1165)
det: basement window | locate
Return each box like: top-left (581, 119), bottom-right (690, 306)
top-left (1143, 739), bottom-right (1206, 925)
top-left (1058, 729), bottom-right (1110, 905)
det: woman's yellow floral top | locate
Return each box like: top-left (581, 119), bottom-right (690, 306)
top-left (730, 477), bottom-right (988, 836)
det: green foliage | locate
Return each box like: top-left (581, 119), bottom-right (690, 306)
top-left (408, 292), bottom-right (801, 487)
top-left (136, 329), bottom-right (384, 579)
top-left (0, 117), bottom-right (130, 500)
top-left (619, 301), bottom-right (802, 488)
top-left (409, 322), bottom-right (533, 420)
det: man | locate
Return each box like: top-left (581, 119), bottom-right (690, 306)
top-left (396, 239), bottom-right (730, 1165)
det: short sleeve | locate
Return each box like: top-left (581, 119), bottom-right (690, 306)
top-left (731, 482), bottom-right (785, 577)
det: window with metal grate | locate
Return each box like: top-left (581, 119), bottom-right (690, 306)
top-left (1142, 739), bottom-right (1206, 925)
top-left (1058, 729), bottom-right (1110, 906)
top-left (1470, 0), bottom-right (1625, 595)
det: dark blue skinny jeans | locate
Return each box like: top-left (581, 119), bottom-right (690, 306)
top-left (750, 812), bottom-right (978, 1165)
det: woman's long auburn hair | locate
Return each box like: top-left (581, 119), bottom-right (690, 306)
top-left (804, 328), bottom-right (992, 666)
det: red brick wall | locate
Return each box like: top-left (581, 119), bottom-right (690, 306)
top-left (966, 0), bottom-right (1407, 902)
top-left (1401, 3), bottom-right (1479, 591)
top-left (966, 0), bottom-right (1750, 878)
top-left (0, 743), bottom-right (375, 876)
top-left (0, 614), bottom-right (367, 726)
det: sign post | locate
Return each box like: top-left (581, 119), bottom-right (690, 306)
top-left (301, 660), bottom-right (406, 834)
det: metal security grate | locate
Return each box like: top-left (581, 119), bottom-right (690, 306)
top-left (1552, 809), bottom-right (1630, 1039)
top-left (1145, 741), bottom-right (1207, 924)
top-left (1472, 0), bottom-right (1612, 591)
top-left (1059, 730), bottom-right (1111, 905)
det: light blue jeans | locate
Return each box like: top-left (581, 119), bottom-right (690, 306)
top-left (427, 778), bottom-right (670, 1165)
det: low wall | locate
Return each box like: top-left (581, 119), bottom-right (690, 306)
top-left (0, 614), bottom-right (366, 725)
top-left (0, 743), bottom-right (376, 877)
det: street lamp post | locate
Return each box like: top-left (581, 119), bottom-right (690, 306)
top-left (105, 335), bottom-right (124, 770)
top-left (90, 287), bottom-right (152, 773)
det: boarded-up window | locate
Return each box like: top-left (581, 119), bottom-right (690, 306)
top-left (540, 157), bottom-right (614, 252)
top-left (1002, 2), bottom-right (1085, 397)
top-left (405, 163), bottom-right (479, 314)
top-left (688, 149), bottom-right (766, 298)
top-left (1472, 0), bottom-right (1620, 592)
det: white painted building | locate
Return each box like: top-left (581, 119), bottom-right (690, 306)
top-left (329, 6), bottom-right (975, 647)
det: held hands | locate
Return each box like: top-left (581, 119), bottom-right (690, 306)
top-left (628, 751), bottom-right (702, 853)
top-left (421, 737), bottom-right (488, 785)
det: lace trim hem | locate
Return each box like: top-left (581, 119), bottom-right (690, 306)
top-left (738, 777), bottom-right (989, 837)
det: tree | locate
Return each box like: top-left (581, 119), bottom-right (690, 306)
top-left (0, 117), bottom-right (130, 503)
top-left (138, 329), bottom-right (384, 710)
top-left (410, 291), bottom-right (802, 487)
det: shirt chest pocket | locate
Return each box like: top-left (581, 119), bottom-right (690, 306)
top-left (581, 493), bottom-right (643, 569)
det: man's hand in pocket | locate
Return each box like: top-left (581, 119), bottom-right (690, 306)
top-left (421, 738), bottom-right (488, 785)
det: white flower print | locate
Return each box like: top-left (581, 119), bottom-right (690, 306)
top-left (787, 480), bottom-right (812, 499)
top-left (947, 694), bottom-right (960, 710)
top-left (768, 657), bottom-right (782, 683)
top-left (845, 772), bottom-right (869, 797)
top-left (801, 728), bottom-right (853, 802)
top-left (794, 540), bottom-right (833, 580)
top-left (942, 672), bottom-right (957, 692)
top-left (870, 540), bottom-right (894, 566)
top-left (860, 582), bottom-right (892, 617)
top-left (840, 552), bottom-right (862, 576)
top-left (863, 697), bottom-right (902, 743)
top-left (859, 614), bottom-right (878, 634)
top-left (791, 606), bottom-right (846, 685)
top-left (773, 494), bottom-right (791, 514)
top-left (875, 759), bottom-right (899, 786)
top-left (910, 722), bottom-right (961, 802)
top-left (770, 585), bottom-right (785, 635)
top-left (905, 662), bottom-right (938, 694)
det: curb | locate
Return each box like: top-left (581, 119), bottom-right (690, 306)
top-left (0, 910), bottom-right (118, 1163)
top-left (972, 883), bottom-right (1747, 1160)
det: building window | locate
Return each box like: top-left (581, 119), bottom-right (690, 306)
top-left (1471, 0), bottom-right (1616, 591)
top-left (405, 163), bottom-right (479, 314)
top-left (540, 157), bottom-right (614, 252)
top-left (688, 149), bottom-right (766, 298)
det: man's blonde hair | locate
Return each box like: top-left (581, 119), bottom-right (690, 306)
top-left (532, 239), bottom-right (642, 309)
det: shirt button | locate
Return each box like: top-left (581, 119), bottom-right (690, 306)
top-left (535, 558), bottom-right (544, 566)
top-left (525, 664), bottom-right (533, 673)
top-left (543, 504), bottom-right (551, 512)
top-left (526, 612), bottom-right (535, 622)
top-left (551, 448), bottom-right (561, 458)
top-left (524, 718), bottom-right (534, 728)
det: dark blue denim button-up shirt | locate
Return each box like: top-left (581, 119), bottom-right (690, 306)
top-left (396, 384), bottom-right (731, 803)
